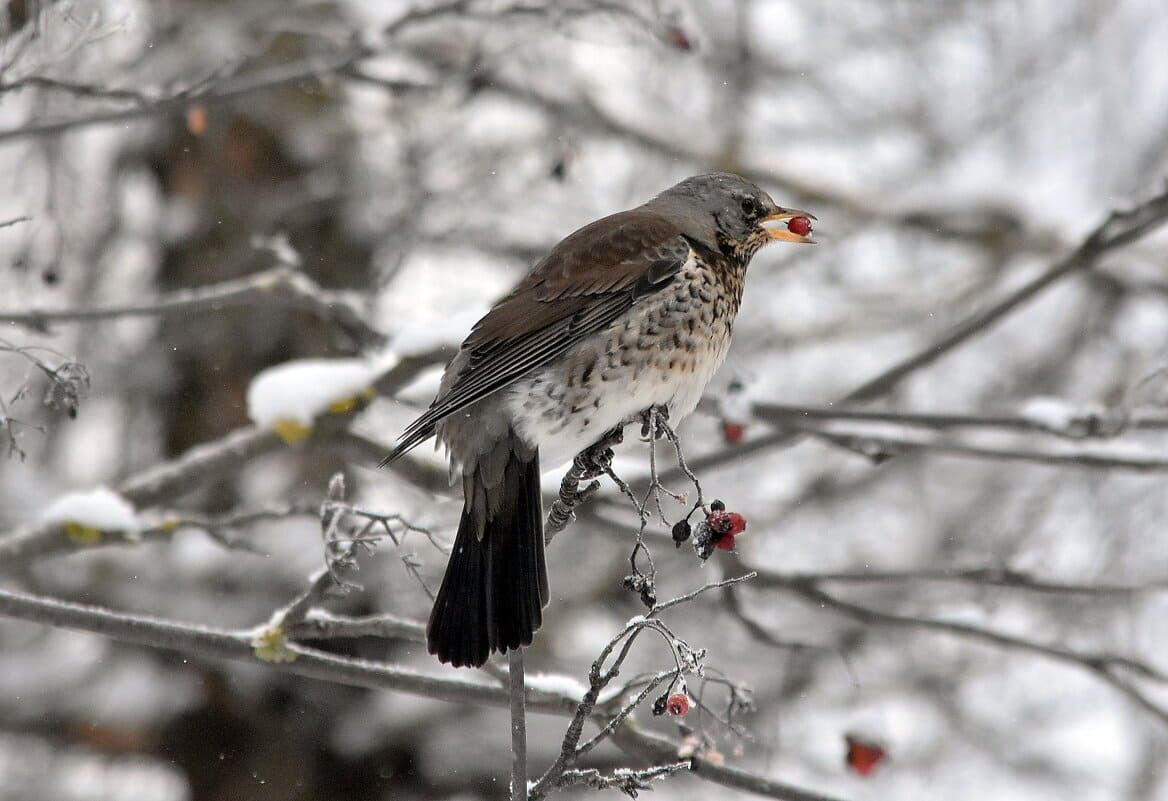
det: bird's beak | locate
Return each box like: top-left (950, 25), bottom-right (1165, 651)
top-left (761, 208), bottom-right (817, 243)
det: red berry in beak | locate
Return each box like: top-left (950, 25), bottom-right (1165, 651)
top-left (787, 216), bottom-right (812, 237)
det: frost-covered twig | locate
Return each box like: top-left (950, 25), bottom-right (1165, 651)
top-left (552, 761), bottom-right (690, 795)
top-left (531, 575), bottom-right (752, 800)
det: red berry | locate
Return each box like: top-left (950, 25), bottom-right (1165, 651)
top-left (665, 26), bottom-right (693, 51)
top-left (787, 216), bottom-right (812, 237)
top-left (706, 511), bottom-right (747, 538)
top-left (666, 693), bottom-right (691, 716)
top-left (845, 735), bottom-right (887, 777)
top-left (722, 421), bottom-right (745, 443)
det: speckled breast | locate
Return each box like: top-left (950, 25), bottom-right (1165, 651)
top-left (506, 251), bottom-right (746, 465)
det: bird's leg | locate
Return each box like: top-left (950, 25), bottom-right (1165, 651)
top-left (639, 404), bottom-right (670, 440)
top-left (577, 424), bottom-right (625, 479)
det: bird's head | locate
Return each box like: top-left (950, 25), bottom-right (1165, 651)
top-left (646, 172), bottom-right (815, 260)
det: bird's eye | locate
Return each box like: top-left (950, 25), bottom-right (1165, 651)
top-left (741, 197), bottom-right (761, 218)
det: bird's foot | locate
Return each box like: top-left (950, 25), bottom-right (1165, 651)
top-left (640, 405), bottom-right (670, 440)
top-left (575, 425), bottom-right (624, 479)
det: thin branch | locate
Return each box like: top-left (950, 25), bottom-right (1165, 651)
top-left (0, 586), bottom-right (573, 712)
top-left (0, 46), bottom-right (371, 145)
top-left (794, 422), bottom-right (1168, 473)
top-left (286, 610), bottom-right (426, 642)
top-left (0, 216), bottom-right (31, 229)
top-left (552, 761), bottom-right (690, 794)
top-left (754, 401), bottom-right (1162, 439)
top-left (0, 75), bottom-right (150, 103)
top-left (673, 182), bottom-right (1168, 479)
top-left (0, 265), bottom-right (385, 347)
top-left (753, 572), bottom-right (1168, 726)
top-left (761, 565), bottom-right (1166, 596)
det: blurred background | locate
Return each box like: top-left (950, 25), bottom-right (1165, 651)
top-left (2, 1), bottom-right (1167, 799)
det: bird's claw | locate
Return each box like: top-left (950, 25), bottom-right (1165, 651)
top-left (577, 447), bottom-right (615, 480)
top-left (640, 405), bottom-right (670, 439)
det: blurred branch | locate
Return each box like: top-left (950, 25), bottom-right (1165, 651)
top-left (794, 423), bottom-right (1168, 474)
top-left (0, 265), bottom-right (386, 347)
top-left (757, 566), bottom-right (1165, 597)
top-left (0, 215), bottom-right (31, 229)
top-left (0, 75), bottom-right (150, 103)
top-left (287, 610), bottom-right (426, 643)
top-left (0, 585), bottom-right (574, 712)
top-left (674, 180), bottom-right (1168, 479)
top-left (0, 582), bottom-right (854, 801)
top-left (0, 0), bottom-right (663, 146)
top-left (0, 45), bottom-right (371, 145)
top-left (753, 571), bottom-right (1168, 727)
top-left (753, 401), bottom-right (1162, 439)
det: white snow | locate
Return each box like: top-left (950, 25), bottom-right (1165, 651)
top-left (524, 672), bottom-right (589, 701)
top-left (41, 486), bottom-right (139, 531)
top-left (246, 358), bottom-right (385, 427)
top-left (1018, 396), bottom-right (1078, 432)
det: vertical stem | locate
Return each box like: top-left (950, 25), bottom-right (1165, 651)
top-left (509, 647), bottom-right (527, 800)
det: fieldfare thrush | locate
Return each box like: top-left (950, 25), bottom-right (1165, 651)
top-left (382, 172), bottom-right (814, 667)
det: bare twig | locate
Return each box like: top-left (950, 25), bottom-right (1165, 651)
top-left (0, 265), bottom-right (385, 347)
top-left (794, 422), bottom-right (1168, 473)
top-left (0, 76), bottom-right (150, 103)
top-left (753, 401), bottom-right (1158, 439)
top-left (753, 572), bottom-right (1168, 726)
top-left (757, 565), bottom-right (1166, 597)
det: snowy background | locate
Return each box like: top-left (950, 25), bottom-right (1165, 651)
top-left (2, 1), bottom-right (1168, 800)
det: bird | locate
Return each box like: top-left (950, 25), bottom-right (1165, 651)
top-left (381, 172), bottom-right (814, 667)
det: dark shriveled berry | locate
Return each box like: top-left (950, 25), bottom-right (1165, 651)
top-left (653, 694), bottom-right (669, 716)
top-left (672, 518), bottom-right (692, 547)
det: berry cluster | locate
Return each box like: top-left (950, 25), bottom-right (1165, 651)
top-left (671, 500), bottom-right (748, 559)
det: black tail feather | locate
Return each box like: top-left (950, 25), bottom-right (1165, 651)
top-left (427, 447), bottom-right (548, 668)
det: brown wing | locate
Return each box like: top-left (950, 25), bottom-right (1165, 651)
top-left (382, 209), bottom-right (691, 462)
